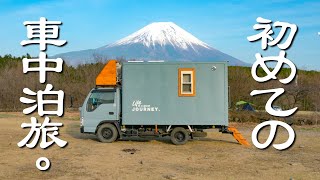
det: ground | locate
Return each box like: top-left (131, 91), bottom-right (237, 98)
top-left (0, 112), bottom-right (319, 180)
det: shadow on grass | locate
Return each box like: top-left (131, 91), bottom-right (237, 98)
top-left (193, 137), bottom-right (240, 145)
top-left (66, 121), bottom-right (241, 146)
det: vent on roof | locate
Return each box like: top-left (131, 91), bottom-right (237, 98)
top-left (128, 60), bottom-right (144, 62)
top-left (148, 60), bottom-right (164, 62)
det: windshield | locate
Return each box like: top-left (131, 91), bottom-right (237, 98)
top-left (86, 89), bottom-right (115, 112)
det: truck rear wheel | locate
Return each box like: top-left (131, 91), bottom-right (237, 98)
top-left (170, 127), bottom-right (189, 145)
top-left (97, 123), bottom-right (118, 143)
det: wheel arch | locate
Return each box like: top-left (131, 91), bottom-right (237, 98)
top-left (95, 120), bottom-right (121, 136)
top-left (167, 125), bottom-right (192, 133)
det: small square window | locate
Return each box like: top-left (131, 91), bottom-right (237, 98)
top-left (183, 74), bottom-right (191, 83)
top-left (178, 68), bottom-right (195, 97)
top-left (183, 84), bottom-right (192, 92)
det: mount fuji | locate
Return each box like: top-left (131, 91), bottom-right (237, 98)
top-left (56, 22), bottom-right (247, 66)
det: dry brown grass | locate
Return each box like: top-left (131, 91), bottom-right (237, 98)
top-left (230, 110), bottom-right (320, 125)
top-left (0, 112), bottom-right (319, 179)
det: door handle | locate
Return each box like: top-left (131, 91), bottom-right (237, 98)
top-left (109, 112), bottom-right (114, 115)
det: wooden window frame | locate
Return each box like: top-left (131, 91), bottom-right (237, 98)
top-left (178, 68), bottom-right (196, 97)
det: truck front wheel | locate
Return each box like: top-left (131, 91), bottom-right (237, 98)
top-left (97, 123), bottom-right (118, 143)
top-left (170, 127), bottom-right (190, 145)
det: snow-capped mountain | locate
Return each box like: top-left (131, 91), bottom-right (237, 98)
top-left (107, 22), bottom-right (211, 50)
top-left (56, 22), bottom-right (247, 66)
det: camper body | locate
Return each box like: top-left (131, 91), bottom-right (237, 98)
top-left (80, 61), bottom-right (232, 145)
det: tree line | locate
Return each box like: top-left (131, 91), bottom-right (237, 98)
top-left (0, 54), bottom-right (319, 113)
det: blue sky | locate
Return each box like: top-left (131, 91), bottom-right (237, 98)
top-left (0, 0), bottom-right (319, 70)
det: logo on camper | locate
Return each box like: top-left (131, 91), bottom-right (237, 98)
top-left (132, 100), bottom-right (160, 112)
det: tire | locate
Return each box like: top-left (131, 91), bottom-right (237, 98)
top-left (170, 127), bottom-right (190, 145)
top-left (96, 123), bottom-right (118, 143)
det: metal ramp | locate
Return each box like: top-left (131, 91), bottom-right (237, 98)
top-left (227, 127), bottom-right (250, 146)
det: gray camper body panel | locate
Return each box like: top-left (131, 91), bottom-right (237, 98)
top-left (121, 62), bottom-right (228, 126)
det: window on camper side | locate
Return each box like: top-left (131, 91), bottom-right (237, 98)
top-left (178, 68), bottom-right (196, 97)
top-left (87, 89), bottom-right (115, 112)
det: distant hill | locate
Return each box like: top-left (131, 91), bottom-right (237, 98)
top-left (55, 22), bottom-right (249, 66)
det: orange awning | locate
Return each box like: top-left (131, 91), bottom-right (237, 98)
top-left (95, 60), bottom-right (117, 86)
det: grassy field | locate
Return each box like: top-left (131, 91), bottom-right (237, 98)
top-left (0, 112), bottom-right (319, 179)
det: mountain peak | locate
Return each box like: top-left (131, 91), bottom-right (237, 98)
top-left (107, 22), bottom-right (211, 50)
top-left (56, 22), bottom-right (248, 67)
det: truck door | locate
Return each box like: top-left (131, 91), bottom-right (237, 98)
top-left (84, 89), bottom-right (118, 129)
